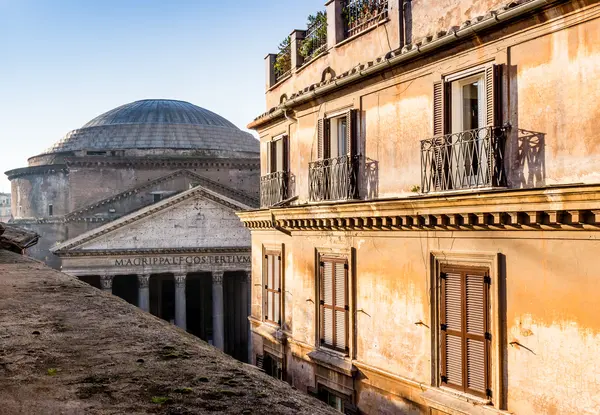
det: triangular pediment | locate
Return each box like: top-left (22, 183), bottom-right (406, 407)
top-left (52, 185), bottom-right (252, 254)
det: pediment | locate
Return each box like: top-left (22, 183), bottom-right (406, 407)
top-left (53, 185), bottom-right (252, 254)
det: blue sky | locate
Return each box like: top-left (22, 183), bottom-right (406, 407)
top-left (0, 0), bottom-right (325, 192)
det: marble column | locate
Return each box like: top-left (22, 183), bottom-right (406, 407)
top-left (245, 270), bottom-right (252, 364)
top-left (100, 275), bottom-right (113, 293)
top-left (174, 274), bottom-right (187, 330)
top-left (137, 274), bottom-right (150, 312)
top-left (212, 270), bottom-right (225, 351)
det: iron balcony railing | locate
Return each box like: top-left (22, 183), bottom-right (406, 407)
top-left (274, 43), bottom-right (292, 82)
top-left (260, 171), bottom-right (289, 208)
top-left (309, 155), bottom-right (360, 202)
top-left (301, 13), bottom-right (327, 61)
top-left (342, 0), bottom-right (389, 38)
top-left (420, 126), bottom-right (507, 193)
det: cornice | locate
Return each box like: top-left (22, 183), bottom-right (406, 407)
top-left (237, 185), bottom-right (600, 232)
top-left (65, 169), bottom-right (258, 221)
top-left (64, 157), bottom-right (259, 169)
top-left (5, 164), bottom-right (68, 180)
top-left (55, 246), bottom-right (251, 257)
top-left (53, 186), bottom-right (253, 252)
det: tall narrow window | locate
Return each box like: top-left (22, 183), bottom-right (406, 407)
top-left (263, 250), bottom-right (282, 325)
top-left (266, 135), bottom-right (289, 174)
top-left (319, 256), bottom-right (348, 353)
top-left (153, 194), bottom-right (162, 203)
top-left (48, 204), bottom-right (53, 216)
top-left (440, 265), bottom-right (491, 399)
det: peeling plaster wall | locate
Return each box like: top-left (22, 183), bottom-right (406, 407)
top-left (249, 230), bottom-right (600, 414)
top-left (79, 196), bottom-right (250, 251)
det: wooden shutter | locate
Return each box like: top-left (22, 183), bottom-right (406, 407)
top-left (334, 262), bottom-right (348, 352)
top-left (440, 266), bottom-right (490, 399)
top-left (485, 64), bottom-right (501, 127)
top-left (317, 118), bottom-right (331, 160)
top-left (320, 260), bottom-right (334, 346)
top-left (282, 135), bottom-right (289, 172)
top-left (345, 109), bottom-right (358, 157)
top-left (266, 142), bottom-right (272, 174)
top-left (256, 354), bottom-right (264, 369)
top-left (433, 81), bottom-right (445, 136)
top-left (274, 254), bottom-right (281, 324)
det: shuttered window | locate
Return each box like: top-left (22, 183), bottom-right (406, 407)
top-left (263, 251), bottom-right (282, 325)
top-left (440, 265), bottom-right (491, 399)
top-left (317, 109), bottom-right (358, 160)
top-left (266, 135), bottom-right (289, 173)
top-left (319, 256), bottom-right (349, 353)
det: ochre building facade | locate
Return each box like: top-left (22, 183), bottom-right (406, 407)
top-left (238, 1), bottom-right (600, 414)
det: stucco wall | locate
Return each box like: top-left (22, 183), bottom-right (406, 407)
top-left (249, 229), bottom-right (600, 414)
top-left (259, 6), bottom-right (600, 201)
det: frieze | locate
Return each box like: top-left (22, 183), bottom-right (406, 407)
top-left (114, 254), bottom-right (251, 267)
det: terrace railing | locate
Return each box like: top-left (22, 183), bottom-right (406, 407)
top-left (260, 171), bottom-right (289, 208)
top-left (309, 155), bottom-right (360, 202)
top-left (301, 13), bottom-right (328, 61)
top-left (342, 0), bottom-right (389, 38)
top-left (274, 43), bottom-right (292, 82)
top-left (420, 126), bottom-right (507, 193)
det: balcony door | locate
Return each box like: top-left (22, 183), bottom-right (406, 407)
top-left (450, 73), bottom-right (489, 187)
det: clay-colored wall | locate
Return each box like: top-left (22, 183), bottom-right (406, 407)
top-left (249, 229), bottom-right (600, 414)
top-left (259, 7), bottom-right (600, 201)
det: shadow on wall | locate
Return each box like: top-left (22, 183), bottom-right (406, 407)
top-left (513, 129), bottom-right (546, 188)
top-left (364, 158), bottom-right (379, 200)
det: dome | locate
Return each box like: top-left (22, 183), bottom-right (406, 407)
top-left (41, 99), bottom-right (259, 156)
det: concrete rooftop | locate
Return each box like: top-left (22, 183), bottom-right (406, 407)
top-left (0, 250), bottom-right (335, 414)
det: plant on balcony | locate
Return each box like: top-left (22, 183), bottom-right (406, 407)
top-left (299, 11), bottom-right (328, 60)
top-left (343, 0), bottom-right (386, 35)
top-left (274, 36), bottom-right (291, 79)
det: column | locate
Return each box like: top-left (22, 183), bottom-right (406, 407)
top-left (245, 270), bottom-right (252, 364)
top-left (100, 275), bottom-right (113, 293)
top-left (137, 274), bottom-right (150, 313)
top-left (174, 274), bottom-right (187, 330)
top-left (212, 270), bottom-right (225, 351)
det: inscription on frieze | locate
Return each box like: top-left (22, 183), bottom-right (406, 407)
top-left (115, 255), bottom-right (251, 267)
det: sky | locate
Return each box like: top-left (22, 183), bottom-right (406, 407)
top-left (0, 0), bottom-right (325, 193)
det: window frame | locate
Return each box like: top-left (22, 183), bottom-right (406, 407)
top-left (263, 248), bottom-right (283, 326)
top-left (318, 254), bottom-right (350, 354)
top-left (317, 108), bottom-right (358, 161)
top-left (266, 133), bottom-right (289, 174)
top-left (430, 251), bottom-right (504, 408)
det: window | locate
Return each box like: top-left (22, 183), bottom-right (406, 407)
top-left (86, 151), bottom-right (107, 156)
top-left (313, 385), bottom-right (356, 414)
top-left (265, 135), bottom-right (288, 174)
top-left (48, 204), bottom-right (53, 216)
top-left (424, 64), bottom-right (503, 192)
top-left (263, 250), bottom-right (282, 325)
top-left (153, 194), bottom-right (162, 203)
top-left (319, 256), bottom-right (348, 353)
top-left (440, 265), bottom-right (491, 399)
top-left (317, 110), bottom-right (357, 160)
top-left (262, 353), bottom-right (284, 380)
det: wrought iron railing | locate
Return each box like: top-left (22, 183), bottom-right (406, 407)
top-left (420, 126), bottom-right (507, 193)
top-left (274, 43), bottom-right (292, 82)
top-left (300, 12), bottom-right (328, 61)
top-left (342, 0), bottom-right (389, 38)
top-left (260, 171), bottom-right (289, 208)
top-left (309, 155), bottom-right (360, 202)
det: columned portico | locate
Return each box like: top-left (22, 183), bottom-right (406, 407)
top-left (138, 274), bottom-right (150, 312)
top-left (100, 275), bottom-right (113, 293)
top-left (212, 270), bottom-right (225, 351)
top-left (174, 273), bottom-right (187, 330)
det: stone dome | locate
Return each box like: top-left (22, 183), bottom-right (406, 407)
top-left (41, 99), bottom-right (259, 156)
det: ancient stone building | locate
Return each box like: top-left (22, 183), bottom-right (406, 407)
top-left (6, 99), bottom-right (259, 361)
top-left (238, 1), bottom-right (600, 414)
top-left (0, 193), bottom-right (11, 223)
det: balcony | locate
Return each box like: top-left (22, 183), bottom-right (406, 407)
top-left (342, 0), bottom-right (389, 39)
top-left (274, 40), bottom-right (292, 83)
top-left (420, 126), bottom-right (507, 193)
top-left (260, 171), bottom-right (289, 208)
top-left (309, 155), bottom-right (360, 202)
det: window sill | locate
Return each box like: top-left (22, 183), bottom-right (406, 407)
top-left (421, 389), bottom-right (505, 415)
top-left (252, 322), bottom-right (287, 345)
top-left (307, 349), bottom-right (355, 377)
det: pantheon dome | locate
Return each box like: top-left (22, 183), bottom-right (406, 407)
top-left (6, 99), bottom-right (260, 269)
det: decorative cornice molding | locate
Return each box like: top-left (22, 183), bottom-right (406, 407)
top-left (5, 164), bottom-right (69, 180)
top-left (238, 186), bottom-right (600, 232)
top-left (53, 184), bottom-right (253, 253)
top-left (65, 169), bottom-right (258, 221)
top-left (54, 246), bottom-right (252, 257)
top-left (64, 157), bottom-right (259, 169)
